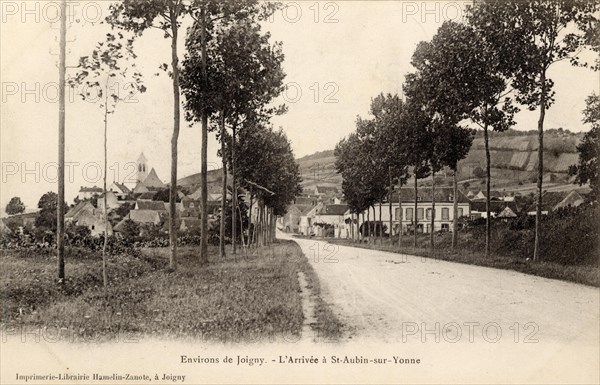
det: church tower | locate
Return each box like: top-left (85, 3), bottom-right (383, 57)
top-left (137, 152), bottom-right (148, 182)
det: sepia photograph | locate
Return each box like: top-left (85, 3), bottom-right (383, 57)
top-left (1, 0), bottom-right (599, 384)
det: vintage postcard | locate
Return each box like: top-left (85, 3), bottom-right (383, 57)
top-left (1, 1), bottom-right (599, 384)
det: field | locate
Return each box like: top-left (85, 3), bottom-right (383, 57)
top-left (294, 131), bottom-right (586, 193)
top-left (1, 242), bottom-right (342, 343)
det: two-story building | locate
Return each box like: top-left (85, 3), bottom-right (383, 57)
top-left (352, 187), bottom-right (471, 235)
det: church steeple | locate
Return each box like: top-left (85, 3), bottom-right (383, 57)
top-left (137, 152), bottom-right (148, 182)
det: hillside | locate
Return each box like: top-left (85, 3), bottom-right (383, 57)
top-left (297, 130), bottom-right (586, 193)
top-left (175, 130), bottom-right (586, 195)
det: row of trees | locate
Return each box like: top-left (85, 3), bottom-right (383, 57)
top-left (335, 0), bottom-right (598, 261)
top-left (50, 0), bottom-right (300, 283)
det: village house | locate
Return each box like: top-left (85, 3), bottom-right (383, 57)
top-left (526, 190), bottom-right (585, 215)
top-left (65, 200), bottom-right (112, 236)
top-left (279, 204), bottom-right (313, 233)
top-left (350, 187), bottom-right (471, 235)
top-left (108, 182), bottom-right (131, 200)
top-left (128, 210), bottom-right (163, 225)
top-left (314, 185), bottom-right (339, 196)
top-left (135, 200), bottom-right (167, 211)
top-left (294, 195), bottom-right (318, 206)
top-left (77, 186), bottom-right (103, 200)
top-left (313, 203), bottom-right (349, 237)
top-left (299, 205), bottom-right (321, 236)
top-left (97, 191), bottom-right (120, 211)
top-left (470, 200), bottom-right (520, 219)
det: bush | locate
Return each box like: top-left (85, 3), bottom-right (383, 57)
top-left (463, 204), bottom-right (599, 266)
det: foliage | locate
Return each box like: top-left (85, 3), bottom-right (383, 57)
top-left (234, 122), bottom-right (302, 216)
top-left (5, 197), bottom-right (25, 215)
top-left (468, 0), bottom-right (599, 260)
top-left (34, 192), bottom-right (65, 232)
top-left (152, 189), bottom-right (181, 203)
top-left (570, 93), bottom-right (599, 200)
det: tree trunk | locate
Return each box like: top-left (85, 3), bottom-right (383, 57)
top-left (231, 125), bottom-right (237, 254)
top-left (378, 201), bottom-right (382, 243)
top-left (414, 171), bottom-right (418, 249)
top-left (366, 208), bottom-right (370, 244)
top-left (102, 84), bottom-right (109, 288)
top-left (199, 6), bottom-right (209, 265)
top-left (57, 0), bottom-right (66, 283)
top-left (483, 123), bottom-right (491, 258)
top-left (533, 69), bottom-right (547, 262)
top-left (452, 168), bottom-right (458, 249)
top-left (248, 191), bottom-right (253, 247)
top-left (361, 212), bottom-right (365, 243)
top-left (388, 167), bottom-right (393, 246)
top-left (238, 199), bottom-right (246, 255)
top-left (430, 169), bottom-right (435, 252)
top-left (350, 213), bottom-right (355, 241)
top-left (168, 5), bottom-right (181, 270)
top-left (398, 183), bottom-right (402, 250)
top-left (219, 112), bottom-right (227, 258)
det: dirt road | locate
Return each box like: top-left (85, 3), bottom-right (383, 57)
top-left (280, 233), bottom-right (599, 345)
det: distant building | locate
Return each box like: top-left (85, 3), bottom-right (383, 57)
top-left (77, 186), bottom-right (103, 200)
top-left (470, 200), bottom-right (520, 219)
top-left (65, 200), bottom-right (111, 236)
top-left (129, 209), bottom-right (163, 225)
top-left (526, 191), bottom-right (585, 215)
top-left (97, 191), bottom-right (120, 211)
top-left (313, 203), bottom-right (349, 237)
top-left (108, 182), bottom-right (131, 200)
top-left (353, 187), bottom-right (471, 235)
top-left (280, 204), bottom-right (314, 233)
top-left (314, 185), bottom-right (339, 196)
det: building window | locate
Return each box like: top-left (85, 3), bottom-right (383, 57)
top-left (406, 208), bottom-right (413, 220)
top-left (426, 208), bottom-right (432, 220)
top-left (458, 208), bottom-right (464, 218)
top-left (442, 223), bottom-right (450, 231)
top-left (395, 208), bottom-right (402, 220)
top-left (417, 208), bottom-right (424, 220)
top-left (442, 208), bottom-right (449, 220)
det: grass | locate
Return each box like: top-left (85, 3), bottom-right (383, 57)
top-left (1, 241), bottom-right (342, 343)
top-left (326, 235), bottom-right (600, 287)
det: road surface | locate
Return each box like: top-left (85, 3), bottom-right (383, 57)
top-left (279, 232), bottom-right (599, 345)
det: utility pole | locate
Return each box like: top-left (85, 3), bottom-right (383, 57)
top-left (57, 0), bottom-right (66, 282)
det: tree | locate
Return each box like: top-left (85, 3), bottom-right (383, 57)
top-left (153, 189), bottom-right (180, 203)
top-left (370, 94), bottom-right (410, 247)
top-left (182, 13), bottom-right (285, 257)
top-left (35, 192), bottom-right (66, 231)
top-left (179, 0), bottom-right (272, 262)
top-left (234, 122), bottom-right (301, 247)
top-left (335, 133), bottom-right (371, 242)
top-left (473, 167), bottom-right (486, 179)
top-left (399, 98), bottom-right (433, 248)
top-left (468, 0), bottom-right (599, 260)
top-left (5, 197), bottom-right (25, 216)
top-left (355, 116), bottom-right (387, 243)
top-left (70, 32), bottom-right (145, 287)
top-left (570, 93), bottom-right (599, 200)
top-left (406, 22), bottom-right (478, 249)
top-left (107, 0), bottom-right (194, 269)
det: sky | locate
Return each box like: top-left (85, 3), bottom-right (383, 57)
top-left (1, 1), bottom-right (599, 210)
